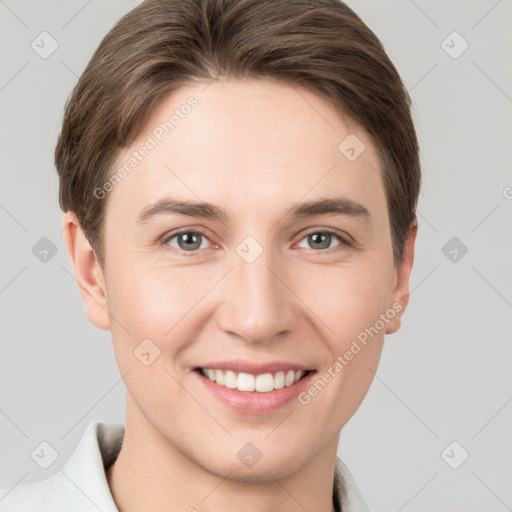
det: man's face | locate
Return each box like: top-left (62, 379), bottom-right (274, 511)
top-left (90, 79), bottom-right (413, 479)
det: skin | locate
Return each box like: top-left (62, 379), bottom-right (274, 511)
top-left (64, 78), bottom-right (417, 512)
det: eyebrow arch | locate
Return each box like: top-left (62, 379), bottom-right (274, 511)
top-left (136, 196), bottom-right (370, 224)
top-left (136, 198), bottom-right (228, 224)
top-left (288, 197), bottom-right (370, 219)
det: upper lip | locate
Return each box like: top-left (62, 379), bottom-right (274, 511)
top-left (195, 360), bottom-right (315, 375)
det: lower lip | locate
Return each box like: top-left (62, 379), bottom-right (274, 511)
top-left (194, 369), bottom-right (317, 414)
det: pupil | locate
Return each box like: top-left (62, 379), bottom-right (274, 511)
top-left (179, 233), bottom-right (200, 250)
top-left (310, 233), bottom-right (330, 250)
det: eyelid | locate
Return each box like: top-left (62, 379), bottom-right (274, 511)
top-left (159, 227), bottom-right (216, 251)
top-left (159, 226), bottom-right (353, 254)
top-left (294, 227), bottom-right (351, 250)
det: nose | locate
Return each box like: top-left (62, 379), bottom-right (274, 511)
top-left (215, 244), bottom-right (299, 345)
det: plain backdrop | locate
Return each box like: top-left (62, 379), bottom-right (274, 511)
top-left (1, 1), bottom-right (511, 511)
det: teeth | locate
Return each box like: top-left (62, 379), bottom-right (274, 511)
top-left (200, 368), bottom-right (307, 392)
top-left (224, 370), bottom-right (237, 389)
top-left (237, 372), bottom-right (255, 391)
top-left (274, 371), bottom-right (285, 389)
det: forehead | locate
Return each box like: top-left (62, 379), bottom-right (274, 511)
top-left (107, 79), bottom-right (387, 227)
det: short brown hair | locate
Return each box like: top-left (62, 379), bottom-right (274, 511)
top-left (55, 0), bottom-right (420, 267)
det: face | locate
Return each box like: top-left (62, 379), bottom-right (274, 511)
top-left (71, 79), bottom-right (415, 481)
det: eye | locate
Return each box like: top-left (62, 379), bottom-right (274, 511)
top-left (164, 231), bottom-right (211, 252)
top-left (296, 230), bottom-right (346, 251)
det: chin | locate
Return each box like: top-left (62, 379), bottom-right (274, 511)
top-left (192, 446), bottom-right (307, 482)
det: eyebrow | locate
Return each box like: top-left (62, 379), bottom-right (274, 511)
top-left (136, 196), bottom-right (370, 224)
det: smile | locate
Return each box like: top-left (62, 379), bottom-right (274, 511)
top-left (197, 367), bottom-right (312, 393)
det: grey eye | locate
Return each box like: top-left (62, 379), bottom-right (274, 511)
top-left (168, 232), bottom-right (208, 251)
top-left (297, 232), bottom-right (342, 250)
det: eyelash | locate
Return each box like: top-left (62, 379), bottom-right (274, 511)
top-left (160, 228), bottom-right (351, 256)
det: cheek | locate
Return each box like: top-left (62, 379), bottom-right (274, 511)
top-left (293, 263), bottom-right (393, 424)
top-left (295, 261), bottom-right (395, 348)
top-left (105, 259), bottom-right (208, 410)
top-left (295, 268), bottom-right (389, 433)
top-left (107, 257), bottom-right (219, 339)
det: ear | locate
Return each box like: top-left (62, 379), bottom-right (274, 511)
top-left (62, 211), bottom-right (111, 330)
top-left (385, 220), bottom-right (418, 335)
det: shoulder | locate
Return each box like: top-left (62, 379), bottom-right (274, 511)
top-left (333, 456), bottom-right (370, 512)
top-left (0, 421), bottom-right (124, 511)
top-left (0, 472), bottom-right (92, 511)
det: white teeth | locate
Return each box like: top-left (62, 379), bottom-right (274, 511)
top-left (215, 369), bottom-right (224, 386)
top-left (224, 370), bottom-right (237, 389)
top-left (237, 372), bottom-right (255, 392)
top-left (284, 370), bottom-right (295, 386)
top-left (274, 371), bottom-right (285, 389)
top-left (255, 373), bottom-right (274, 393)
top-left (200, 368), bottom-right (307, 392)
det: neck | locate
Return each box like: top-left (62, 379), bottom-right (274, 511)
top-left (107, 399), bottom-right (339, 512)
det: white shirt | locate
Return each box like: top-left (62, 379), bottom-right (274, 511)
top-left (0, 421), bottom-right (370, 511)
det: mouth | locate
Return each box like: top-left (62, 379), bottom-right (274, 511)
top-left (194, 367), bottom-right (314, 393)
top-left (192, 359), bottom-right (318, 414)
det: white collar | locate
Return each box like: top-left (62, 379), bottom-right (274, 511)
top-left (0, 421), bottom-right (369, 511)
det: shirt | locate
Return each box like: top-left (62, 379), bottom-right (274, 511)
top-left (0, 421), bottom-right (370, 511)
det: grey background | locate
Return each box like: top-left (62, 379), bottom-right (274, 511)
top-left (1, 0), bottom-right (511, 510)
